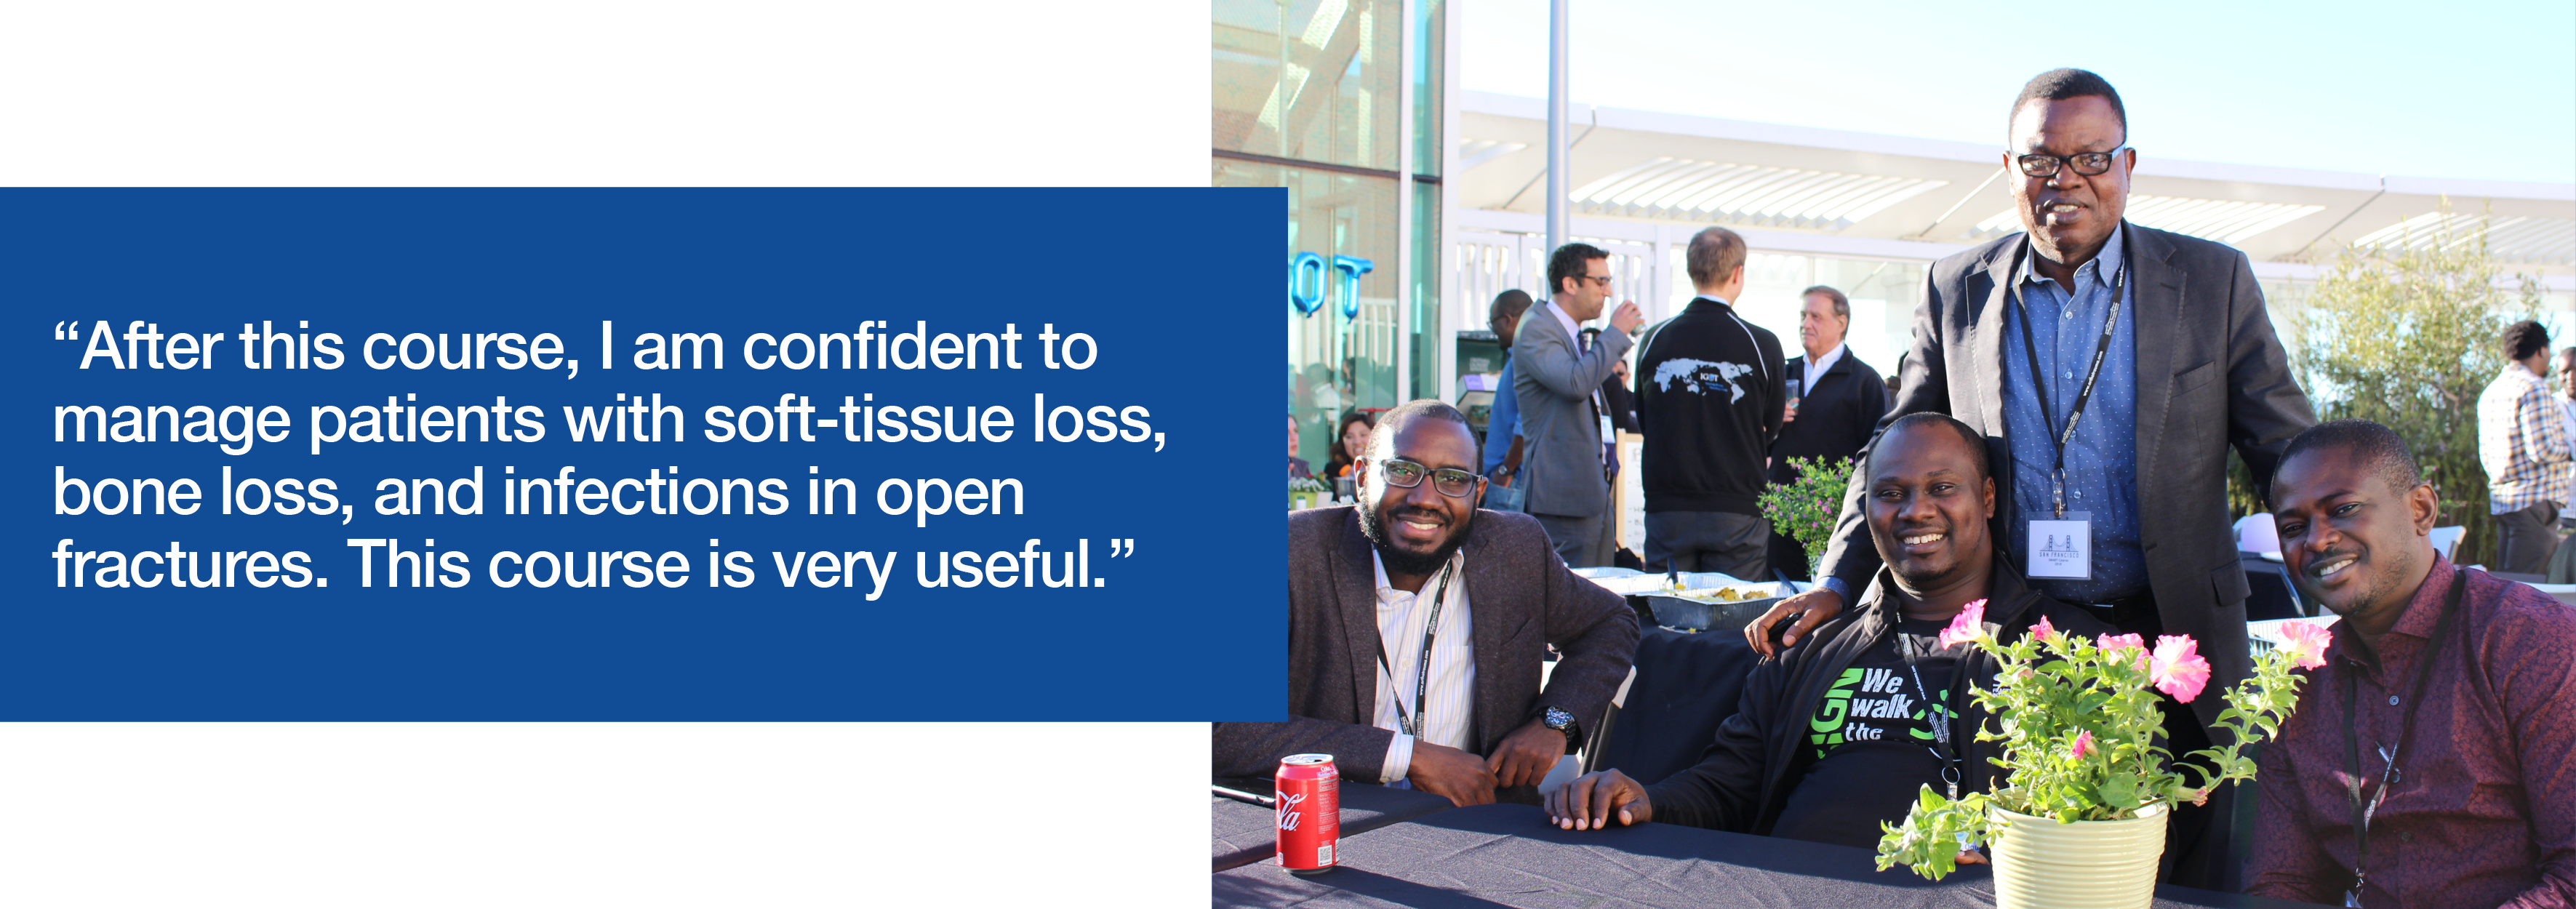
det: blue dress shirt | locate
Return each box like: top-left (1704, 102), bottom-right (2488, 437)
top-left (1999, 226), bottom-right (2143, 602)
top-left (1484, 356), bottom-right (1524, 476)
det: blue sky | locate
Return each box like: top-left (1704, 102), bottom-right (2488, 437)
top-left (1460, 0), bottom-right (2575, 185)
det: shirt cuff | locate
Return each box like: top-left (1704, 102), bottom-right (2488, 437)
top-left (1820, 576), bottom-right (1852, 602)
top-left (1381, 732), bottom-right (1415, 784)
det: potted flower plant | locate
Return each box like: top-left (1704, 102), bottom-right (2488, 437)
top-left (1289, 476), bottom-right (1329, 511)
top-left (1756, 455), bottom-right (1856, 578)
top-left (1873, 602), bottom-right (2333, 909)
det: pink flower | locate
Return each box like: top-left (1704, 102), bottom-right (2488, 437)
top-left (2028, 614), bottom-right (2057, 644)
top-left (2095, 632), bottom-right (2144, 654)
top-left (2149, 635), bottom-right (2213, 703)
top-left (2276, 621), bottom-right (2332, 670)
top-left (2071, 729), bottom-right (2093, 760)
top-left (1936, 599), bottom-right (1988, 649)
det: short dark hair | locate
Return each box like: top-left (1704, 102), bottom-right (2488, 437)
top-left (1368, 399), bottom-right (1473, 458)
top-left (1870, 412), bottom-right (1991, 483)
top-left (1488, 289), bottom-right (1535, 324)
top-left (2274, 419), bottom-right (2425, 501)
top-left (2503, 321), bottom-right (2550, 361)
top-left (1801, 285), bottom-right (1850, 319)
top-left (2011, 68), bottom-right (2127, 139)
top-left (1547, 243), bottom-right (1610, 297)
top-left (1685, 227), bottom-right (1747, 289)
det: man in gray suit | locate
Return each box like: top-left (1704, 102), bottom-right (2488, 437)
top-left (1514, 243), bottom-right (1645, 566)
top-left (1218, 399), bottom-right (1639, 806)
top-left (1743, 68), bottom-right (2316, 888)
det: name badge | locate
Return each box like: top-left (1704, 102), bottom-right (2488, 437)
top-left (1600, 413), bottom-right (1615, 439)
top-left (2028, 512), bottom-right (2092, 580)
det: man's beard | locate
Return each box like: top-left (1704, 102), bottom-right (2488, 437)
top-left (1358, 503), bottom-right (1471, 577)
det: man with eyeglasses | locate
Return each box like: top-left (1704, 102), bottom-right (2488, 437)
top-left (1218, 399), bottom-right (1639, 806)
top-left (1743, 68), bottom-right (2316, 888)
top-left (1514, 243), bottom-right (1645, 566)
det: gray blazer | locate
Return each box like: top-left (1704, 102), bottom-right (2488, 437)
top-left (1511, 303), bottom-right (1634, 518)
top-left (1817, 225), bottom-right (2315, 729)
top-left (1215, 506), bottom-right (1639, 783)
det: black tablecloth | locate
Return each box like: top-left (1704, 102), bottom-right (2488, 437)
top-left (1212, 804), bottom-right (2334, 908)
top-left (1212, 779), bottom-right (1458, 872)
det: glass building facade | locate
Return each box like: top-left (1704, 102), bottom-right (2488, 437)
top-left (1216, 0), bottom-right (1441, 470)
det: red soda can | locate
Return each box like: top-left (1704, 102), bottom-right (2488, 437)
top-left (1274, 753), bottom-right (1340, 875)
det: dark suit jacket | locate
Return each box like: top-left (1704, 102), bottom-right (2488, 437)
top-left (1215, 506), bottom-right (1641, 783)
top-left (1815, 225), bottom-right (2316, 729)
top-left (1767, 349), bottom-right (1889, 485)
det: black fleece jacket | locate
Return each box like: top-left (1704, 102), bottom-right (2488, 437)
top-left (1640, 560), bottom-right (2111, 834)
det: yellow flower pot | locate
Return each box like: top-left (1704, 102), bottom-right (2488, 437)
top-left (1988, 802), bottom-right (2167, 909)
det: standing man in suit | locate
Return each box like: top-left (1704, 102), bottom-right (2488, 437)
top-left (1632, 226), bottom-right (1787, 578)
top-left (1743, 68), bottom-right (2316, 888)
top-left (1217, 399), bottom-right (1639, 806)
top-left (1767, 285), bottom-right (1891, 579)
top-left (1514, 243), bottom-right (1645, 567)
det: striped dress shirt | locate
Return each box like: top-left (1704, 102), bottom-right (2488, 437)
top-left (1370, 549), bottom-right (1476, 784)
top-left (2476, 363), bottom-right (2572, 514)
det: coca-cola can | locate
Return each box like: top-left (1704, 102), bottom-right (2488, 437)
top-left (1274, 753), bottom-right (1340, 875)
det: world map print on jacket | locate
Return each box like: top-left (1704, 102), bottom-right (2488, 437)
top-left (1650, 358), bottom-right (1758, 403)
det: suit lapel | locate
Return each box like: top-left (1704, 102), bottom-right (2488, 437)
top-left (1968, 236), bottom-right (2023, 436)
top-left (1335, 511), bottom-right (1384, 724)
top-left (2127, 225), bottom-right (2185, 488)
top-left (1463, 521), bottom-right (1509, 752)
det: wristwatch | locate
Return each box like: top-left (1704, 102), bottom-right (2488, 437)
top-left (1541, 706), bottom-right (1580, 745)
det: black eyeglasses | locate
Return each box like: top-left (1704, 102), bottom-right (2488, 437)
top-left (1579, 274), bottom-right (1615, 287)
top-left (2015, 148), bottom-right (2128, 177)
top-left (1369, 458), bottom-right (1484, 497)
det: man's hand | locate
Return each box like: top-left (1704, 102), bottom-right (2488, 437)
top-left (1956, 849), bottom-right (1987, 865)
top-left (1743, 588), bottom-right (1846, 657)
top-left (1406, 742), bottom-right (1497, 807)
top-left (1487, 719), bottom-right (1567, 788)
top-left (1543, 769), bottom-right (1652, 830)
top-left (1609, 301), bottom-right (1644, 336)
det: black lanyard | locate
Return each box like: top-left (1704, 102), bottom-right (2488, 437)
top-left (1899, 622), bottom-right (1961, 798)
top-left (2011, 236), bottom-right (2127, 519)
top-left (2339, 570), bottom-right (2465, 906)
top-left (1375, 561), bottom-right (1458, 740)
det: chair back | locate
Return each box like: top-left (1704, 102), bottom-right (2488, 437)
top-left (1585, 628), bottom-right (1761, 786)
top-left (2428, 526), bottom-right (2465, 563)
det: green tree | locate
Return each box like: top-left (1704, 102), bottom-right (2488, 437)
top-left (2288, 207), bottom-right (2544, 567)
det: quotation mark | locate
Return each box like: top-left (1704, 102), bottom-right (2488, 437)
top-left (1107, 538), bottom-right (1135, 558)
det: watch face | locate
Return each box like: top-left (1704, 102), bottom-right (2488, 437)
top-left (1545, 707), bottom-right (1573, 729)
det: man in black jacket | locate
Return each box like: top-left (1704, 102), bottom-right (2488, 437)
top-left (1544, 412), bottom-right (2107, 848)
top-left (1631, 226), bottom-right (1787, 578)
top-left (1768, 284), bottom-right (1891, 579)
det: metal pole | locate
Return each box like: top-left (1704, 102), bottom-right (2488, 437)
top-left (1545, 0), bottom-right (1567, 257)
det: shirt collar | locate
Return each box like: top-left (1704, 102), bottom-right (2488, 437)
top-left (2327, 552), bottom-right (2457, 674)
top-left (1807, 343), bottom-right (1847, 378)
top-left (1543, 300), bottom-right (1583, 342)
top-left (1372, 548), bottom-right (1465, 604)
top-left (1692, 294), bottom-right (1732, 307)
top-left (2016, 223), bottom-right (2127, 290)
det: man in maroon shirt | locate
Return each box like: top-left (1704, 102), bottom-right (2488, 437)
top-left (2254, 419), bottom-right (2576, 908)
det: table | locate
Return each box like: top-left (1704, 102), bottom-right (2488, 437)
top-left (1212, 779), bottom-right (1458, 872)
top-left (1212, 804), bottom-right (2335, 908)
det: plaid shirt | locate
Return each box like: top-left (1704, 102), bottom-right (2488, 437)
top-left (2477, 363), bottom-right (2572, 514)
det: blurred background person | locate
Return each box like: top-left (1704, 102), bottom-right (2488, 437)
top-left (2476, 320), bottom-right (2568, 575)
top-left (1322, 409), bottom-right (1377, 491)
top-left (1631, 226), bottom-right (1785, 579)
top-left (1514, 243), bottom-right (1643, 567)
top-left (1767, 285), bottom-right (1889, 580)
top-left (1484, 289), bottom-right (1537, 489)
top-left (1289, 412), bottom-right (1313, 480)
